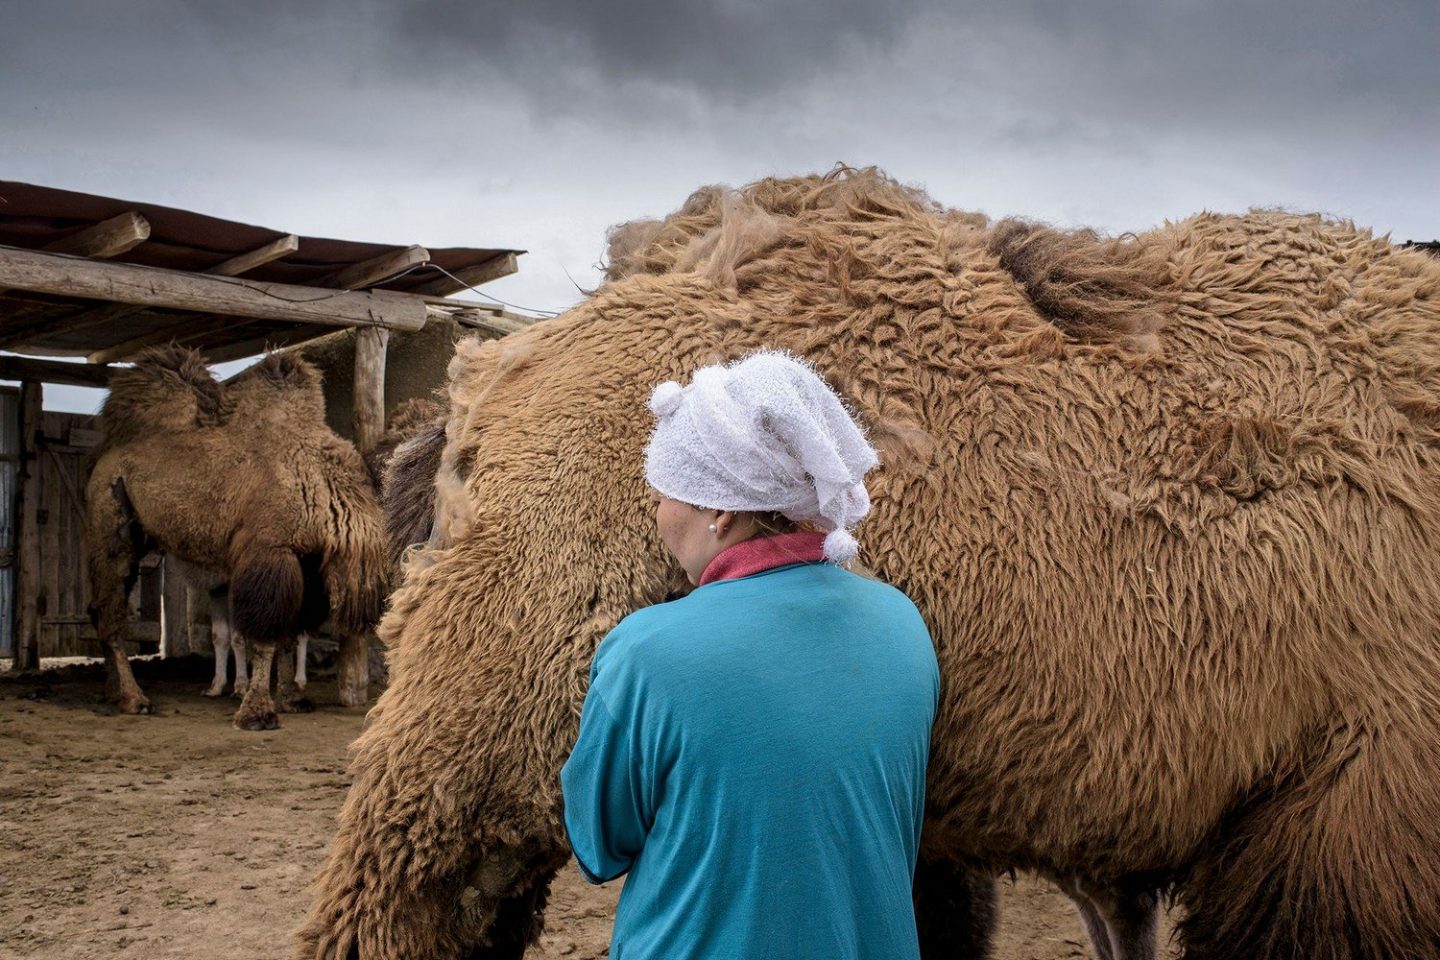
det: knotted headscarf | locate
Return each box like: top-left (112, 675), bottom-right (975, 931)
top-left (643, 350), bottom-right (879, 564)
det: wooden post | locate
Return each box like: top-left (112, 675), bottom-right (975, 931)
top-left (352, 326), bottom-right (390, 457)
top-left (338, 325), bottom-right (388, 706)
top-left (160, 556), bottom-right (193, 658)
top-left (13, 382), bottom-right (42, 671)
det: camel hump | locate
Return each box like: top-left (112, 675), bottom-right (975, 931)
top-left (985, 219), bottom-right (1172, 347)
top-left (243, 352), bottom-right (321, 391)
top-left (602, 165), bottom-right (948, 286)
top-left (99, 345), bottom-right (231, 446)
top-left (384, 397), bottom-right (445, 438)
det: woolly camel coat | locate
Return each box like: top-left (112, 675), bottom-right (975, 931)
top-left (298, 168), bottom-right (1440, 960)
top-left (87, 349), bottom-right (387, 725)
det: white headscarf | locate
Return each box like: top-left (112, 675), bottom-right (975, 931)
top-left (643, 350), bottom-right (879, 564)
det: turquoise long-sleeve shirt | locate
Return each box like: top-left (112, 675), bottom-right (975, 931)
top-left (560, 560), bottom-right (940, 960)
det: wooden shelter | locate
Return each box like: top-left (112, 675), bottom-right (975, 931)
top-left (0, 180), bottom-right (537, 702)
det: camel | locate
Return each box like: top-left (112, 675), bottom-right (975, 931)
top-left (197, 397), bottom-right (443, 701)
top-left (297, 167), bottom-right (1440, 960)
top-left (87, 347), bottom-right (388, 730)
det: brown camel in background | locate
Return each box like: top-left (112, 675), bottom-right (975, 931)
top-left (199, 396), bottom-right (445, 701)
top-left (298, 168), bottom-right (1440, 960)
top-left (86, 346), bottom-right (387, 730)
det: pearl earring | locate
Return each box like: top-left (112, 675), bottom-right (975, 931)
top-left (708, 524), bottom-right (717, 532)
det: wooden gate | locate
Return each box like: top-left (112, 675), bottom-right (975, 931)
top-left (25, 410), bottom-right (160, 659)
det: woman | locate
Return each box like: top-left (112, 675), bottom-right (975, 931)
top-left (561, 350), bottom-right (940, 959)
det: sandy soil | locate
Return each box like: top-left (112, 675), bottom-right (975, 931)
top-left (0, 659), bottom-right (1177, 959)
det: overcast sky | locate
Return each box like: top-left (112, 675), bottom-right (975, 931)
top-left (3, 0), bottom-right (1437, 412)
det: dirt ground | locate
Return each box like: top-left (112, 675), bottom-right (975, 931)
top-left (0, 659), bottom-right (1178, 959)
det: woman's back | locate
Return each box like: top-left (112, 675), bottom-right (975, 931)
top-left (562, 560), bottom-right (939, 959)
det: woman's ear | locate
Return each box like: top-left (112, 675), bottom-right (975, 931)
top-left (712, 509), bottom-right (734, 536)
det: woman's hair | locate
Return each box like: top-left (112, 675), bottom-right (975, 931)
top-left (751, 510), bottom-right (807, 537)
top-left (677, 497), bottom-right (815, 539)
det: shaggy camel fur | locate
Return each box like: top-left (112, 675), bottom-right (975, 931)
top-left (199, 399), bottom-right (441, 700)
top-left (298, 167), bottom-right (1440, 960)
top-left (376, 397), bottom-right (448, 570)
top-left (87, 347), bottom-right (387, 730)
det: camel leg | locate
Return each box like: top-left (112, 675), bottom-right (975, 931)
top-left (233, 640), bottom-right (279, 731)
top-left (294, 632), bottom-right (309, 690)
top-left (1103, 888), bottom-right (1157, 960)
top-left (913, 856), bottom-right (998, 959)
top-left (1061, 877), bottom-right (1157, 960)
top-left (99, 621), bottom-right (151, 715)
top-left (275, 636), bottom-right (314, 714)
top-left (1072, 895), bottom-right (1118, 960)
top-left (88, 479), bottom-right (151, 715)
top-left (231, 632), bottom-right (249, 698)
top-left (204, 586), bottom-right (231, 697)
top-left (460, 873), bottom-right (556, 960)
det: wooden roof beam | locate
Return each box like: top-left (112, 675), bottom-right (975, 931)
top-left (0, 354), bottom-right (115, 388)
top-left (425, 302), bottom-right (535, 337)
top-left (0, 245), bottom-right (427, 335)
top-left (0, 211), bottom-right (154, 301)
top-left (409, 252), bottom-right (518, 296)
top-left (41, 211), bottom-right (151, 259)
top-left (12, 234), bottom-right (305, 350)
top-left (316, 244), bottom-right (429, 291)
top-left (84, 239), bottom-right (425, 364)
top-left (208, 233), bottom-right (301, 278)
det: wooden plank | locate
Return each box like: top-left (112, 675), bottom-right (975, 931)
top-left (42, 446), bottom-right (83, 517)
top-left (12, 382), bottom-right (41, 670)
top-left (41, 212), bottom-right (151, 259)
top-left (0, 244), bottom-right (428, 335)
top-left (0, 356), bottom-right (114, 388)
top-left (42, 449), bottom-right (62, 656)
top-left (38, 415), bottom-right (66, 656)
top-left (30, 234), bottom-right (304, 346)
top-left (161, 556), bottom-right (193, 657)
top-left (408, 252), bottom-right (518, 296)
top-left (317, 244), bottom-right (429, 291)
top-left (60, 454), bottom-right (78, 654)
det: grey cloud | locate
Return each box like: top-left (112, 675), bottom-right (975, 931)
top-left (6, 0), bottom-right (1436, 135)
top-left (389, 0), bottom-right (929, 102)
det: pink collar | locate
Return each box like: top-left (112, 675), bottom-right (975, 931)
top-left (698, 531), bottom-right (828, 586)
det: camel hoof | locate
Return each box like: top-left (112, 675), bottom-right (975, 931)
top-left (117, 697), bottom-right (153, 715)
top-left (234, 710), bottom-right (280, 732)
top-left (279, 697), bottom-right (314, 714)
top-left (202, 685), bottom-right (225, 698)
top-left (231, 682), bottom-right (249, 699)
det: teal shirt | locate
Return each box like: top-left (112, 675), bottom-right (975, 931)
top-left (560, 561), bottom-right (940, 960)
